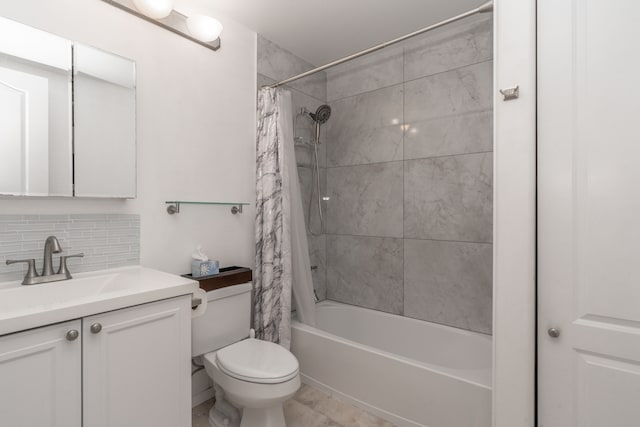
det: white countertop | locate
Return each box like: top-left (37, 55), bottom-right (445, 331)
top-left (0, 266), bottom-right (199, 336)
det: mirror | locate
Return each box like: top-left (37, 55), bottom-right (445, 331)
top-left (73, 44), bottom-right (136, 198)
top-left (0, 17), bottom-right (136, 198)
top-left (0, 17), bottom-right (73, 196)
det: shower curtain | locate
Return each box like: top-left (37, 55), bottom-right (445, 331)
top-left (254, 87), bottom-right (316, 349)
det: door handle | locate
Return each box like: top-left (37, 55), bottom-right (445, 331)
top-left (547, 328), bottom-right (561, 338)
top-left (90, 323), bottom-right (102, 334)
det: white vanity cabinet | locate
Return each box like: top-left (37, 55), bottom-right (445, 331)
top-left (0, 295), bottom-right (191, 427)
top-left (0, 320), bottom-right (82, 427)
top-left (83, 296), bottom-right (191, 427)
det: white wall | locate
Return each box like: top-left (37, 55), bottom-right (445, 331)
top-left (492, 0), bottom-right (536, 425)
top-left (0, 0), bottom-right (257, 274)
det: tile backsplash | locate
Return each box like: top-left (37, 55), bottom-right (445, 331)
top-left (0, 214), bottom-right (140, 283)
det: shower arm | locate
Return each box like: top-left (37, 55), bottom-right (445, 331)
top-left (267, 1), bottom-right (493, 89)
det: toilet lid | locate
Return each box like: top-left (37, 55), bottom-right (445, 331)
top-left (215, 338), bottom-right (299, 384)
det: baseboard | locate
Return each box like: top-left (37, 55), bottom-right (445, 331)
top-left (192, 386), bottom-right (215, 408)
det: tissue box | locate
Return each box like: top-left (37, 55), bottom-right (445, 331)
top-left (191, 260), bottom-right (219, 278)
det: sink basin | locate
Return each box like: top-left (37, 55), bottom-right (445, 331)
top-left (0, 274), bottom-right (121, 309)
top-left (0, 266), bottom-right (198, 336)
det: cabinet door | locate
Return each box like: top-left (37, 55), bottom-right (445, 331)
top-left (0, 320), bottom-right (82, 427)
top-left (83, 296), bottom-right (191, 427)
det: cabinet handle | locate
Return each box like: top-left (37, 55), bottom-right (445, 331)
top-left (66, 330), bottom-right (80, 341)
top-left (90, 323), bottom-right (102, 334)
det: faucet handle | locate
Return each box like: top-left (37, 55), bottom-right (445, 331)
top-left (58, 253), bottom-right (85, 278)
top-left (6, 259), bottom-right (39, 284)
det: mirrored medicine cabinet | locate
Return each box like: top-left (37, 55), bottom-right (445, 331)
top-left (0, 16), bottom-right (136, 198)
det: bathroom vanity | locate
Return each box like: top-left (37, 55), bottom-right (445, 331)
top-left (0, 267), bottom-right (198, 427)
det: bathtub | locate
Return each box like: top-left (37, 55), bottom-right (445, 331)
top-left (290, 301), bottom-right (492, 427)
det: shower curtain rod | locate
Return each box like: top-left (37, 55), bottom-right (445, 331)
top-left (268, 1), bottom-right (493, 89)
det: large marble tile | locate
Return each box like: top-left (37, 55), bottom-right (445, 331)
top-left (284, 399), bottom-right (340, 427)
top-left (404, 15), bottom-right (493, 82)
top-left (404, 110), bottom-right (493, 160)
top-left (326, 162), bottom-right (403, 238)
top-left (257, 35), bottom-right (326, 100)
top-left (193, 382), bottom-right (395, 427)
top-left (404, 61), bottom-right (493, 123)
top-left (257, 72), bottom-right (276, 89)
top-left (298, 166), bottom-right (326, 235)
top-left (294, 139), bottom-right (314, 168)
top-left (326, 85), bottom-right (403, 167)
top-left (326, 235), bottom-right (403, 314)
top-left (293, 385), bottom-right (396, 427)
top-left (404, 239), bottom-right (492, 334)
top-left (293, 384), bottom-right (330, 408)
top-left (293, 125), bottom-right (327, 168)
top-left (326, 46), bottom-right (403, 101)
top-left (404, 153), bottom-right (492, 242)
top-left (309, 234), bottom-right (327, 300)
top-left (313, 394), bottom-right (395, 427)
top-left (293, 93), bottom-right (327, 168)
top-left (191, 400), bottom-right (213, 427)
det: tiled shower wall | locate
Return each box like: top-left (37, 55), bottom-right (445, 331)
top-left (324, 15), bottom-right (493, 334)
top-left (257, 35), bottom-right (328, 300)
top-left (256, 15), bottom-right (493, 334)
top-left (0, 214), bottom-right (140, 283)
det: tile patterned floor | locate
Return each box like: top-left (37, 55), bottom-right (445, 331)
top-left (192, 384), bottom-right (396, 427)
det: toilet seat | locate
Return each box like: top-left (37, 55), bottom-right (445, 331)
top-left (209, 338), bottom-right (299, 384)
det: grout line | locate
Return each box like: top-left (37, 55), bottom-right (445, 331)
top-left (401, 45), bottom-right (406, 316)
top-left (404, 107), bottom-right (493, 124)
top-left (403, 58), bottom-right (493, 86)
top-left (327, 58), bottom-right (493, 103)
top-left (325, 233), bottom-right (492, 245)
top-left (326, 160), bottom-right (404, 170)
top-left (325, 150), bottom-right (493, 170)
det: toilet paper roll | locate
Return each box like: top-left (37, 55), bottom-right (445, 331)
top-left (191, 288), bottom-right (208, 318)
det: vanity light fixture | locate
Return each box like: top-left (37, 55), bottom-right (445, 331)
top-left (101, 0), bottom-right (221, 51)
top-left (187, 15), bottom-right (223, 42)
top-left (132, 0), bottom-right (173, 19)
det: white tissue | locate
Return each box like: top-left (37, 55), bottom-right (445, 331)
top-left (192, 245), bottom-right (209, 262)
top-left (191, 288), bottom-right (208, 319)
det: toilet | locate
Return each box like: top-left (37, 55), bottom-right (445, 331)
top-left (192, 282), bottom-right (300, 427)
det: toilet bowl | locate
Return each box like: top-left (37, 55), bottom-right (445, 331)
top-left (192, 283), bottom-right (300, 427)
top-left (203, 338), bottom-right (300, 427)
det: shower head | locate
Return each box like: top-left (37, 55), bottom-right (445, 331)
top-left (310, 105), bottom-right (331, 124)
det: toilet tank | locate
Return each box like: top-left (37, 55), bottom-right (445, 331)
top-left (192, 282), bottom-right (252, 357)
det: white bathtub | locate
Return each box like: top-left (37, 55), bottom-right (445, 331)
top-left (291, 301), bottom-right (492, 427)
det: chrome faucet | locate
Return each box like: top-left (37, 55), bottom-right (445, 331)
top-left (42, 236), bottom-right (62, 276)
top-left (6, 235), bottom-right (84, 285)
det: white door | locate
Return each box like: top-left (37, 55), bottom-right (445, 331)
top-left (538, 1), bottom-right (640, 426)
top-left (83, 296), bottom-right (191, 427)
top-left (0, 320), bottom-right (82, 427)
top-left (0, 66), bottom-right (50, 195)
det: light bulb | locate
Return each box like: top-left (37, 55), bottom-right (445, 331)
top-left (187, 15), bottom-right (223, 42)
top-left (132, 0), bottom-right (174, 19)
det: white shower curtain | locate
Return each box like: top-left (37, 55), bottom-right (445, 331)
top-left (254, 87), bottom-right (316, 350)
